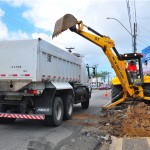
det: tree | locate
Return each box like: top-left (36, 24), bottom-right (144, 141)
top-left (97, 71), bottom-right (111, 82)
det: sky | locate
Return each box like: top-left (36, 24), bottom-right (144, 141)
top-left (0, 0), bottom-right (150, 78)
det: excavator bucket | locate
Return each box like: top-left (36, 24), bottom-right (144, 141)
top-left (52, 14), bottom-right (77, 38)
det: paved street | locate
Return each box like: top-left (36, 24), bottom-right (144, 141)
top-left (0, 90), bottom-right (111, 150)
top-left (1, 90), bottom-right (150, 150)
top-left (110, 137), bottom-right (150, 150)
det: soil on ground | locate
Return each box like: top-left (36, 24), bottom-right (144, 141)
top-left (98, 102), bottom-right (150, 137)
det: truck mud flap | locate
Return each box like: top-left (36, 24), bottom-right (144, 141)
top-left (35, 88), bottom-right (56, 115)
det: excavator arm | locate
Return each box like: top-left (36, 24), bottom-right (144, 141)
top-left (52, 14), bottom-right (142, 109)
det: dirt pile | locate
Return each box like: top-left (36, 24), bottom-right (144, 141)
top-left (121, 102), bottom-right (150, 137)
top-left (98, 102), bottom-right (150, 137)
top-left (98, 105), bottom-right (126, 137)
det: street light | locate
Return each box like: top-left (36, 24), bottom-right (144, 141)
top-left (106, 17), bottom-right (137, 53)
top-left (106, 17), bottom-right (132, 36)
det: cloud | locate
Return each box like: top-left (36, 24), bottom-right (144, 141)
top-left (1, 0), bottom-right (150, 76)
top-left (0, 8), bottom-right (5, 17)
top-left (3, 1), bottom-right (130, 66)
top-left (4, 0), bottom-right (90, 31)
top-left (32, 32), bottom-right (50, 41)
top-left (0, 9), bottom-right (8, 40)
top-left (9, 30), bottom-right (29, 40)
top-left (0, 21), bottom-right (8, 40)
top-left (0, 8), bottom-right (29, 40)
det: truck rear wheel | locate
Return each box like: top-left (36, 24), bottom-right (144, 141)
top-left (81, 92), bottom-right (89, 109)
top-left (0, 104), bottom-right (16, 124)
top-left (63, 95), bottom-right (73, 120)
top-left (111, 85), bottom-right (123, 103)
top-left (43, 97), bottom-right (64, 127)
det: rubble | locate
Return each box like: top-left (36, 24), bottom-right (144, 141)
top-left (121, 102), bottom-right (150, 137)
top-left (100, 134), bottom-right (112, 144)
top-left (98, 102), bottom-right (150, 137)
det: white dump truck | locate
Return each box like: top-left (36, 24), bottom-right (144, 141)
top-left (0, 38), bottom-right (91, 126)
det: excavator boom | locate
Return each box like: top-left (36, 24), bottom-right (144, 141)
top-left (52, 14), bottom-right (77, 38)
top-left (52, 14), bottom-right (150, 109)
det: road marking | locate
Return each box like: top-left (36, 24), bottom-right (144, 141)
top-left (109, 136), bottom-right (123, 150)
top-left (115, 138), bottom-right (123, 150)
top-left (122, 138), bottom-right (149, 150)
top-left (110, 137), bottom-right (150, 150)
top-left (147, 138), bottom-right (150, 148)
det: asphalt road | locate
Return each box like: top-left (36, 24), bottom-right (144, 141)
top-left (0, 89), bottom-right (111, 150)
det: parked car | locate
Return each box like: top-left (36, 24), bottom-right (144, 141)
top-left (99, 84), bottom-right (111, 90)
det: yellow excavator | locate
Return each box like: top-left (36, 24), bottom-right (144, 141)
top-left (52, 14), bottom-right (150, 109)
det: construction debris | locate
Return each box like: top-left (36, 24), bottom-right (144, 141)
top-left (121, 102), bottom-right (150, 137)
top-left (98, 102), bottom-right (150, 137)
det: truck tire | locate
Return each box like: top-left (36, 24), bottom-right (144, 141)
top-left (81, 92), bottom-right (89, 109)
top-left (143, 83), bottom-right (150, 97)
top-left (111, 85), bottom-right (123, 103)
top-left (63, 95), bottom-right (73, 120)
top-left (142, 83), bottom-right (150, 104)
top-left (0, 104), bottom-right (16, 124)
top-left (43, 97), bottom-right (64, 127)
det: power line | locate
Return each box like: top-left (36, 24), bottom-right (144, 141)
top-left (126, 0), bottom-right (133, 35)
top-left (135, 18), bottom-right (150, 48)
top-left (138, 35), bottom-right (150, 41)
top-left (2, 14), bottom-right (40, 34)
top-left (136, 43), bottom-right (148, 48)
top-left (137, 17), bottom-right (150, 20)
top-left (136, 24), bottom-right (150, 46)
top-left (138, 24), bottom-right (150, 34)
top-left (126, 0), bottom-right (137, 52)
top-left (0, 14), bottom-right (74, 50)
top-left (133, 0), bottom-right (137, 24)
top-left (137, 38), bottom-right (150, 45)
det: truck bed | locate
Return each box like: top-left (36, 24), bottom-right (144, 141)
top-left (0, 39), bottom-right (82, 82)
top-left (0, 39), bottom-right (83, 91)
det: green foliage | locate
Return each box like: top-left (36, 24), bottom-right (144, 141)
top-left (97, 71), bottom-right (111, 82)
top-left (97, 71), bottom-right (111, 77)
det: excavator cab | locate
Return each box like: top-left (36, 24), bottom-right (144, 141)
top-left (121, 53), bottom-right (143, 85)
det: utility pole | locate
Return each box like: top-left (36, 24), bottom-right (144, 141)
top-left (66, 47), bottom-right (74, 53)
top-left (108, 74), bottom-right (110, 85)
top-left (95, 66), bottom-right (98, 89)
top-left (90, 65), bottom-right (98, 88)
top-left (93, 65), bottom-right (98, 89)
top-left (133, 23), bottom-right (137, 53)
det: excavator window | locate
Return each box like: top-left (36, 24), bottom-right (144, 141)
top-left (126, 59), bottom-right (143, 84)
top-left (127, 60), bottom-right (137, 72)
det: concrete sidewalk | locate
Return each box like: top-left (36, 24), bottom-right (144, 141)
top-left (109, 136), bottom-right (150, 150)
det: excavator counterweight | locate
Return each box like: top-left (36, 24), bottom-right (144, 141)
top-left (52, 14), bottom-right (77, 38)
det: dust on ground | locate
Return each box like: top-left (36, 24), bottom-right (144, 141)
top-left (99, 102), bottom-right (150, 138)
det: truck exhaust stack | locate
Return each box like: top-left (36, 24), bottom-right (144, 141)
top-left (52, 14), bottom-right (77, 38)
